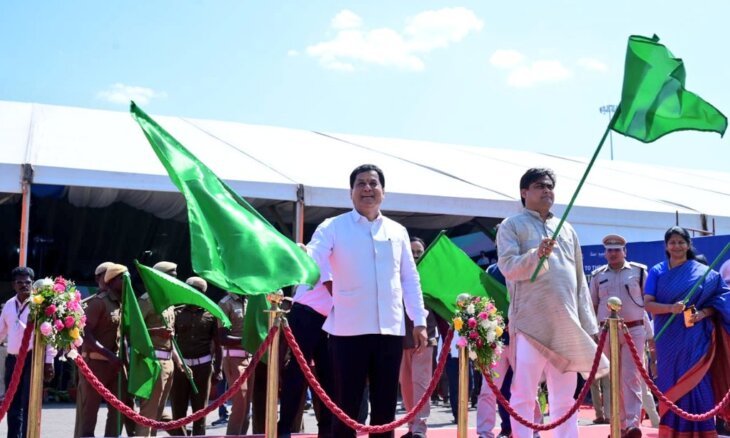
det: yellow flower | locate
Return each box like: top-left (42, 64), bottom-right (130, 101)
top-left (69, 328), bottom-right (80, 339)
top-left (489, 307), bottom-right (497, 315)
top-left (495, 326), bottom-right (503, 337)
top-left (453, 317), bottom-right (463, 331)
top-left (32, 294), bottom-right (44, 304)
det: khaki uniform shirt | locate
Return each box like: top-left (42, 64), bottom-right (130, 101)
top-left (590, 261), bottom-right (647, 323)
top-left (81, 290), bottom-right (121, 354)
top-left (174, 306), bottom-right (217, 359)
top-left (138, 293), bottom-right (175, 351)
top-left (218, 294), bottom-right (246, 346)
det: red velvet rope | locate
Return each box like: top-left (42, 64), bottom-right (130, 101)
top-left (482, 328), bottom-right (608, 431)
top-left (0, 323), bottom-right (34, 420)
top-left (73, 325), bottom-right (277, 430)
top-left (623, 325), bottom-right (730, 421)
top-left (283, 324), bottom-right (454, 434)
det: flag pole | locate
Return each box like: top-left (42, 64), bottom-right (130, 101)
top-left (654, 240), bottom-right (730, 341)
top-left (530, 105), bottom-right (622, 282)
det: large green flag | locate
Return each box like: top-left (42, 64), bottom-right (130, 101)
top-left (134, 261), bottom-right (231, 328)
top-left (130, 103), bottom-right (320, 295)
top-left (418, 233), bottom-right (509, 321)
top-left (612, 34), bottom-right (727, 142)
top-left (122, 273), bottom-right (161, 399)
top-left (242, 294), bottom-right (270, 363)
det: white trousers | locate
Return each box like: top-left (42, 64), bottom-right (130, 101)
top-left (510, 334), bottom-right (578, 438)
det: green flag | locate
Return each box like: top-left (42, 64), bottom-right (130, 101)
top-left (134, 261), bottom-right (231, 328)
top-left (130, 103), bottom-right (320, 295)
top-left (612, 34), bottom-right (727, 142)
top-left (122, 273), bottom-right (161, 399)
top-left (242, 294), bottom-right (271, 363)
top-left (418, 233), bottom-right (509, 321)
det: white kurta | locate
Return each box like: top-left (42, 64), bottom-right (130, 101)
top-left (497, 208), bottom-right (608, 376)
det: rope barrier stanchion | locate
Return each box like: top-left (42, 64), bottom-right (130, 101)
top-left (623, 325), bottom-right (730, 421)
top-left (265, 292), bottom-right (285, 438)
top-left (0, 323), bottom-right (33, 421)
top-left (457, 338), bottom-right (469, 438)
top-left (283, 324), bottom-right (454, 434)
top-left (483, 327), bottom-right (608, 431)
top-left (607, 297), bottom-right (623, 438)
top-left (26, 320), bottom-right (44, 438)
top-left (73, 324), bottom-right (277, 431)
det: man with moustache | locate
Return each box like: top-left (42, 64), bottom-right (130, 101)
top-left (0, 267), bottom-right (55, 438)
top-left (497, 168), bottom-right (607, 438)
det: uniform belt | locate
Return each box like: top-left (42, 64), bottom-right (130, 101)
top-left (624, 320), bottom-right (644, 328)
top-left (155, 350), bottom-right (173, 360)
top-left (222, 348), bottom-right (250, 358)
top-left (183, 354), bottom-right (212, 366)
top-left (83, 351), bottom-right (110, 361)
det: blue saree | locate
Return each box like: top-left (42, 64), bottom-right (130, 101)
top-left (645, 259), bottom-right (730, 437)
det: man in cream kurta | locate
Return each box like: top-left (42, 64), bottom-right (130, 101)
top-left (497, 168), bottom-right (608, 438)
top-left (308, 164), bottom-right (428, 438)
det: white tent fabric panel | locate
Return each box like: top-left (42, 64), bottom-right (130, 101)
top-left (0, 101), bottom-right (33, 193)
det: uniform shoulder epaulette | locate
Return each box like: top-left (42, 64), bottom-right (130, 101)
top-left (628, 261), bottom-right (648, 271)
top-left (84, 291), bottom-right (104, 302)
top-left (591, 265), bottom-right (609, 276)
top-left (219, 294), bottom-right (232, 304)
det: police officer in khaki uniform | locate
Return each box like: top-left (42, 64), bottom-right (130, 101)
top-left (74, 262), bottom-right (134, 438)
top-left (218, 292), bottom-right (253, 436)
top-left (135, 261), bottom-right (182, 437)
top-left (589, 234), bottom-right (646, 438)
top-left (168, 277), bottom-right (222, 436)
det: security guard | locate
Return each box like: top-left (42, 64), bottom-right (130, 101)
top-left (218, 292), bottom-right (253, 436)
top-left (74, 263), bottom-right (134, 438)
top-left (589, 234), bottom-right (646, 438)
top-left (168, 277), bottom-right (222, 436)
top-left (135, 261), bottom-right (180, 437)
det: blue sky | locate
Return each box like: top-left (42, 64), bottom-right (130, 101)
top-left (2, 1), bottom-right (729, 171)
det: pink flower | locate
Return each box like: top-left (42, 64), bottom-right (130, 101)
top-left (45, 304), bottom-right (57, 316)
top-left (40, 322), bottom-right (53, 336)
top-left (53, 283), bottom-right (65, 293)
top-left (64, 316), bottom-right (76, 328)
top-left (73, 337), bottom-right (83, 347)
top-left (478, 311), bottom-right (489, 320)
top-left (67, 301), bottom-right (80, 312)
top-left (54, 276), bottom-right (66, 286)
top-left (486, 302), bottom-right (495, 311)
top-left (468, 318), bottom-right (477, 329)
top-left (456, 337), bottom-right (467, 348)
top-left (54, 319), bottom-right (65, 331)
top-left (74, 291), bottom-right (82, 302)
top-left (476, 338), bottom-right (484, 348)
top-left (474, 297), bottom-right (481, 303)
top-left (79, 315), bottom-right (87, 328)
top-left (469, 331), bottom-right (479, 340)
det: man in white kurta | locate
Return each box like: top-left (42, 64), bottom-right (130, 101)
top-left (308, 164), bottom-right (428, 438)
top-left (497, 168), bottom-right (608, 438)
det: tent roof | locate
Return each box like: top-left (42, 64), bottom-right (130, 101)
top-left (1, 100), bottom-right (728, 244)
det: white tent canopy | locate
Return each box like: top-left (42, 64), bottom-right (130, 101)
top-left (2, 100), bottom-right (729, 245)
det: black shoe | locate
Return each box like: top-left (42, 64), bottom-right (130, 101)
top-left (400, 433), bottom-right (413, 438)
top-left (211, 417), bottom-right (228, 426)
top-left (623, 427), bottom-right (642, 438)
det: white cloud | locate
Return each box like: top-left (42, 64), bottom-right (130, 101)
top-left (507, 60), bottom-right (573, 88)
top-left (96, 83), bottom-right (166, 105)
top-left (306, 8), bottom-right (482, 72)
top-left (331, 9), bottom-right (362, 30)
top-left (287, 49), bottom-right (299, 56)
top-left (577, 57), bottom-right (608, 72)
top-left (489, 49), bottom-right (525, 69)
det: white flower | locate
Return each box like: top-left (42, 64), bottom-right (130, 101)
top-left (480, 319), bottom-right (490, 329)
top-left (486, 330), bottom-right (496, 343)
top-left (468, 349), bottom-right (478, 361)
top-left (67, 349), bottom-right (79, 360)
top-left (466, 304), bottom-right (475, 314)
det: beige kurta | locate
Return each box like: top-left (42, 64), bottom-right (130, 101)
top-left (497, 208), bottom-right (609, 376)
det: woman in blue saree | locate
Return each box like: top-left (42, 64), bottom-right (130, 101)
top-left (645, 227), bottom-right (730, 437)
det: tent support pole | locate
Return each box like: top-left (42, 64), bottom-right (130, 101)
top-left (295, 185), bottom-right (305, 243)
top-left (19, 164), bottom-right (33, 267)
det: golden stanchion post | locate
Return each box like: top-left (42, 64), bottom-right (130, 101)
top-left (456, 293), bottom-right (470, 438)
top-left (607, 296), bottom-right (623, 438)
top-left (265, 291), bottom-right (285, 438)
top-left (27, 320), bottom-right (44, 438)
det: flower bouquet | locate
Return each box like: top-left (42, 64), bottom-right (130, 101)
top-left (29, 276), bottom-right (86, 359)
top-left (452, 293), bottom-right (505, 374)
